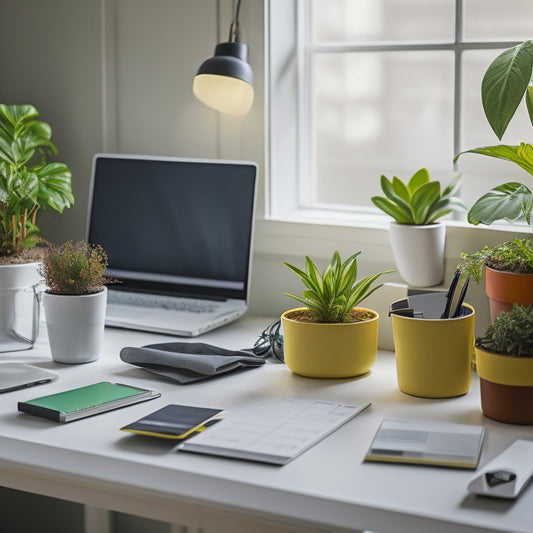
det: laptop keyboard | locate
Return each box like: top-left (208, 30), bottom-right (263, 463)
top-left (107, 291), bottom-right (222, 314)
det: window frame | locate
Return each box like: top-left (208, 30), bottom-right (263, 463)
top-left (266, 0), bottom-right (526, 227)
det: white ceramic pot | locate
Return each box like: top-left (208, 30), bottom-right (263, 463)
top-left (0, 262), bottom-right (41, 352)
top-left (43, 287), bottom-right (107, 364)
top-left (389, 222), bottom-right (445, 287)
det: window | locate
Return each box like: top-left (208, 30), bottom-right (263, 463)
top-left (268, 0), bottom-right (533, 225)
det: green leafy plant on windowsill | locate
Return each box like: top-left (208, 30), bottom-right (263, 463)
top-left (370, 168), bottom-right (465, 224)
top-left (39, 240), bottom-right (118, 295)
top-left (457, 237), bottom-right (533, 283)
top-left (0, 104), bottom-right (74, 260)
top-left (455, 40), bottom-right (533, 226)
top-left (283, 250), bottom-right (393, 323)
top-left (476, 304), bottom-right (533, 358)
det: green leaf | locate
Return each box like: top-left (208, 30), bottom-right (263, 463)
top-left (526, 85), bottom-right (533, 127)
top-left (0, 104), bottom-right (39, 127)
top-left (391, 176), bottom-right (411, 203)
top-left (441, 172), bottom-right (461, 198)
top-left (410, 181), bottom-right (440, 224)
top-left (371, 196), bottom-right (413, 223)
top-left (467, 182), bottom-right (533, 225)
top-left (481, 40), bottom-right (533, 140)
top-left (456, 143), bottom-right (533, 176)
top-left (407, 168), bottom-right (429, 195)
top-left (35, 163), bottom-right (74, 212)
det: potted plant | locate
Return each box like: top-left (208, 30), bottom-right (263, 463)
top-left (457, 237), bottom-right (533, 322)
top-left (475, 304), bottom-right (533, 424)
top-left (280, 250), bottom-right (393, 378)
top-left (371, 168), bottom-right (464, 287)
top-left (39, 240), bottom-right (115, 364)
top-left (454, 40), bottom-right (533, 226)
top-left (0, 103), bottom-right (73, 352)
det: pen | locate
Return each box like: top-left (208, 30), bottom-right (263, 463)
top-left (452, 276), bottom-right (470, 318)
top-left (441, 269), bottom-right (460, 319)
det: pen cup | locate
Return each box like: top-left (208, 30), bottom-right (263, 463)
top-left (391, 302), bottom-right (475, 398)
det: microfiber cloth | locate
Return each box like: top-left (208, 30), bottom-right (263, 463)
top-left (119, 342), bottom-right (265, 384)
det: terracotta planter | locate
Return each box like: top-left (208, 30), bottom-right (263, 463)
top-left (485, 267), bottom-right (533, 322)
top-left (280, 307), bottom-right (379, 378)
top-left (391, 303), bottom-right (475, 398)
top-left (389, 222), bottom-right (445, 287)
top-left (475, 346), bottom-right (533, 425)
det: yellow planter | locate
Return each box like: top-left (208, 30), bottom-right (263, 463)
top-left (476, 348), bottom-right (533, 387)
top-left (475, 347), bottom-right (533, 425)
top-left (281, 307), bottom-right (378, 378)
top-left (391, 303), bottom-right (475, 398)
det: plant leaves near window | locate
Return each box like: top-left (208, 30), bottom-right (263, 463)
top-left (371, 169), bottom-right (464, 225)
top-left (457, 142), bottom-right (533, 175)
top-left (481, 40), bottom-right (533, 140)
top-left (468, 182), bottom-right (533, 226)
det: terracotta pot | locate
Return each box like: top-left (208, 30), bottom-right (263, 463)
top-left (485, 267), bottom-right (533, 322)
top-left (281, 307), bottom-right (378, 378)
top-left (475, 346), bottom-right (533, 425)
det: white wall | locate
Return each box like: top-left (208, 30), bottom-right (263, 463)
top-left (0, 0), bottom-right (524, 338)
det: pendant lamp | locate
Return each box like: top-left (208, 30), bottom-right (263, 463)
top-left (193, 0), bottom-right (254, 116)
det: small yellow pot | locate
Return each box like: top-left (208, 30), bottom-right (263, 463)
top-left (281, 307), bottom-right (379, 378)
top-left (475, 347), bottom-right (533, 424)
top-left (391, 303), bottom-right (475, 398)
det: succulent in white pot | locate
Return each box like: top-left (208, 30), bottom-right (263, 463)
top-left (371, 168), bottom-right (465, 287)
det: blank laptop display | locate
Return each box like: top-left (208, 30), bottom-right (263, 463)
top-left (87, 154), bottom-right (257, 336)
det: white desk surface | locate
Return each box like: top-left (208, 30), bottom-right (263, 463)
top-left (0, 315), bottom-right (532, 533)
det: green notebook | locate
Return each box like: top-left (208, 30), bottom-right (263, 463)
top-left (18, 382), bottom-right (160, 423)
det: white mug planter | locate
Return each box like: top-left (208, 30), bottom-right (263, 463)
top-left (0, 262), bottom-right (41, 352)
top-left (389, 222), bottom-right (445, 287)
top-left (43, 287), bottom-right (107, 364)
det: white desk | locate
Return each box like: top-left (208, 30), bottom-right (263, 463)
top-left (0, 315), bottom-right (532, 533)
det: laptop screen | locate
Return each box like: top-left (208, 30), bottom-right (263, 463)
top-left (87, 154), bottom-right (257, 301)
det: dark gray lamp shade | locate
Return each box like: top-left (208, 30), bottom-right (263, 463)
top-left (193, 42), bottom-right (254, 116)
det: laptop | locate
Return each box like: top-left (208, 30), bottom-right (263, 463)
top-left (87, 154), bottom-right (257, 336)
top-left (0, 363), bottom-right (58, 393)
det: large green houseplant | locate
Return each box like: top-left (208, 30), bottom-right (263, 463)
top-left (0, 103), bottom-right (73, 352)
top-left (281, 251), bottom-right (392, 378)
top-left (475, 304), bottom-right (533, 424)
top-left (371, 168), bottom-right (464, 287)
top-left (455, 40), bottom-right (533, 226)
top-left (0, 103), bottom-right (74, 259)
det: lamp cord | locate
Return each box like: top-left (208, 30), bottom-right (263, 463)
top-left (228, 0), bottom-right (243, 42)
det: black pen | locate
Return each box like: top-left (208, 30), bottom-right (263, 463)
top-left (441, 269), bottom-right (460, 319)
top-left (452, 276), bottom-right (470, 318)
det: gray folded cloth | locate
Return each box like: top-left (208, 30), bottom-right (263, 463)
top-left (120, 342), bottom-right (265, 384)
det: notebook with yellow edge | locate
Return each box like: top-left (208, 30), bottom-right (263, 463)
top-left (121, 404), bottom-right (225, 440)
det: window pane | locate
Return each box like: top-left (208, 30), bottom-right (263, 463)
top-left (458, 49), bottom-right (532, 210)
top-left (309, 51), bottom-right (454, 208)
top-left (312, 0), bottom-right (455, 43)
top-left (463, 0), bottom-right (533, 41)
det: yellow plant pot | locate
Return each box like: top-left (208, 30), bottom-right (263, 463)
top-left (281, 307), bottom-right (379, 378)
top-left (475, 347), bottom-right (533, 424)
top-left (391, 303), bottom-right (475, 398)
